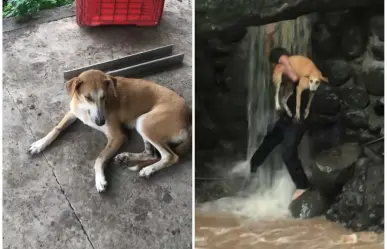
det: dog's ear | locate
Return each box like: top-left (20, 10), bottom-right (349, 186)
top-left (65, 77), bottom-right (83, 96)
top-left (104, 75), bottom-right (118, 98)
top-left (321, 76), bottom-right (329, 83)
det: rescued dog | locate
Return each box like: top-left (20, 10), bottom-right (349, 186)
top-left (28, 69), bottom-right (191, 192)
top-left (272, 55), bottom-right (328, 121)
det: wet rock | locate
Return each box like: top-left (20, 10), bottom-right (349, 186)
top-left (365, 67), bottom-right (384, 96)
top-left (207, 38), bottom-right (234, 55)
top-left (218, 27), bottom-right (247, 43)
top-left (341, 25), bottom-right (367, 59)
top-left (311, 22), bottom-right (339, 58)
top-left (289, 190), bottom-right (330, 219)
top-left (368, 123), bottom-right (382, 134)
top-left (371, 43), bottom-right (384, 61)
top-left (321, 59), bottom-right (351, 86)
top-left (310, 84), bottom-right (341, 115)
top-left (309, 124), bottom-right (341, 154)
top-left (326, 158), bottom-right (384, 232)
top-left (343, 128), bottom-right (360, 142)
top-left (310, 113), bottom-right (339, 126)
top-left (195, 53), bottom-right (215, 91)
top-left (319, 10), bottom-right (349, 29)
top-left (373, 98), bottom-right (384, 116)
top-left (340, 85), bottom-right (369, 109)
top-left (309, 143), bottom-right (361, 197)
top-left (355, 66), bottom-right (384, 96)
top-left (369, 16), bottom-right (384, 41)
top-left (342, 109), bottom-right (369, 129)
top-left (213, 56), bottom-right (229, 70)
top-left (358, 129), bottom-right (378, 144)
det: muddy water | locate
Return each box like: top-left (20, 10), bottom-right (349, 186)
top-left (195, 212), bottom-right (384, 249)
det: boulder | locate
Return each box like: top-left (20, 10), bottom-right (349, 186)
top-left (207, 38), bottom-right (234, 55)
top-left (373, 97), bottom-right (384, 116)
top-left (342, 109), bottom-right (369, 129)
top-left (311, 22), bottom-right (339, 58)
top-left (310, 84), bottom-right (341, 115)
top-left (368, 123), bottom-right (382, 134)
top-left (309, 143), bottom-right (361, 197)
top-left (365, 68), bottom-right (384, 96)
top-left (340, 25), bottom-right (367, 59)
top-left (319, 10), bottom-right (350, 30)
top-left (326, 158), bottom-right (384, 232)
top-left (343, 128), bottom-right (360, 142)
top-left (371, 43), bottom-right (384, 61)
top-left (218, 27), bottom-right (248, 43)
top-left (309, 124), bottom-right (341, 154)
top-left (340, 84), bottom-right (369, 109)
top-left (355, 67), bottom-right (384, 96)
top-left (321, 59), bottom-right (351, 86)
top-left (369, 15), bottom-right (384, 41)
top-left (195, 52), bottom-right (216, 92)
top-left (358, 129), bottom-right (378, 144)
top-left (289, 190), bottom-right (330, 219)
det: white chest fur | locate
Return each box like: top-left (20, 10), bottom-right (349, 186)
top-left (70, 104), bottom-right (108, 135)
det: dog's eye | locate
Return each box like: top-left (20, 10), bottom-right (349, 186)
top-left (85, 96), bottom-right (93, 102)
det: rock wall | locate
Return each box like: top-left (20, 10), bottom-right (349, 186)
top-left (307, 8), bottom-right (384, 233)
top-left (195, 28), bottom-right (250, 202)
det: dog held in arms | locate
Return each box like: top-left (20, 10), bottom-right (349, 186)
top-left (28, 69), bottom-right (191, 192)
top-left (272, 55), bottom-right (328, 121)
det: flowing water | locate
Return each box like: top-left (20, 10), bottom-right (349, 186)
top-left (196, 17), bottom-right (384, 249)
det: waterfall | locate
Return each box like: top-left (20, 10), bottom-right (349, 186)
top-left (200, 16), bottom-right (313, 220)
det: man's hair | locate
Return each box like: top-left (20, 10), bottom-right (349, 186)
top-left (269, 47), bottom-right (291, 63)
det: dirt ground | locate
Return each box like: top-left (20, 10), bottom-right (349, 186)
top-left (3, 1), bottom-right (192, 249)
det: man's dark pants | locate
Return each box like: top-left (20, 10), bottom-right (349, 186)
top-left (250, 116), bottom-right (310, 189)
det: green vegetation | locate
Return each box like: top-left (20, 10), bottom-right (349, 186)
top-left (3, 0), bottom-right (74, 18)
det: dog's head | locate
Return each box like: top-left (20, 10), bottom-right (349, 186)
top-left (65, 69), bottom-right (117, 126)
top-left (307, 72), bottom-right (328, 92)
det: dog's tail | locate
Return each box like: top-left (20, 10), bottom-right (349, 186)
top-left (174, 106), bottom-right (192, 156)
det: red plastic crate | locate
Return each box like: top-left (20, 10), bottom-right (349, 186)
top-left (76, 0), bottom-right (165, 27)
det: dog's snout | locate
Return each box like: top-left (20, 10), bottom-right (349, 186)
top-left (95, 117), bottom-right (105, 126)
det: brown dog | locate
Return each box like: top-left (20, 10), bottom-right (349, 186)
top-left (28, 69), bottom-right (191, 192)
top-left (272, 55), bottom-right (328, 121)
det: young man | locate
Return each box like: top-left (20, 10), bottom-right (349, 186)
top-left (250, 24), bottom-right (310, 200)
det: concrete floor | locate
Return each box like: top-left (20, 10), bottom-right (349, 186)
top-left (3, 1), bottom-right (192, 249)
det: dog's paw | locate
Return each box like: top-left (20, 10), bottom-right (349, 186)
top-left (28, 139), bottom-right (47, 155)
top-left (95, 174), bottom-right (107, 192)
top-left (113, 153), bottom-right (129, 165)
top-left (304, 110), bottom-right (310, 119)
top-left (139, 166), bottom-right (155, 178)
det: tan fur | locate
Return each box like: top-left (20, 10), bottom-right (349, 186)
top-left (272, 55), bottom-right (328, 121)
top-left (29, 69), bottom-right (191, 192)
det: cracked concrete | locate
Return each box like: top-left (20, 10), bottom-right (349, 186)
top-left (3, 1), bottom-right (192, 249)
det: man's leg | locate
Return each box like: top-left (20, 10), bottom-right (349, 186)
top-left (250, 119), bottom-right (286, 173)
top-left (281, 121), bottom-right (310, 199)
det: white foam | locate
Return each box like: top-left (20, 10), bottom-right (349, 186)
top-left (199, 160), bottom-right (295, 220)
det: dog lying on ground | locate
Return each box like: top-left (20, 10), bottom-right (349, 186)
top-left (28, 69), bottom-right (191, 192)
top-left (272, 55), bottom-right (328, 121)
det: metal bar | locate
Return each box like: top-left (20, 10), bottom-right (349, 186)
top-left (106, 53), bottom-right (184, 77)
top-left (64, 44), bottom-right (174, 79)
